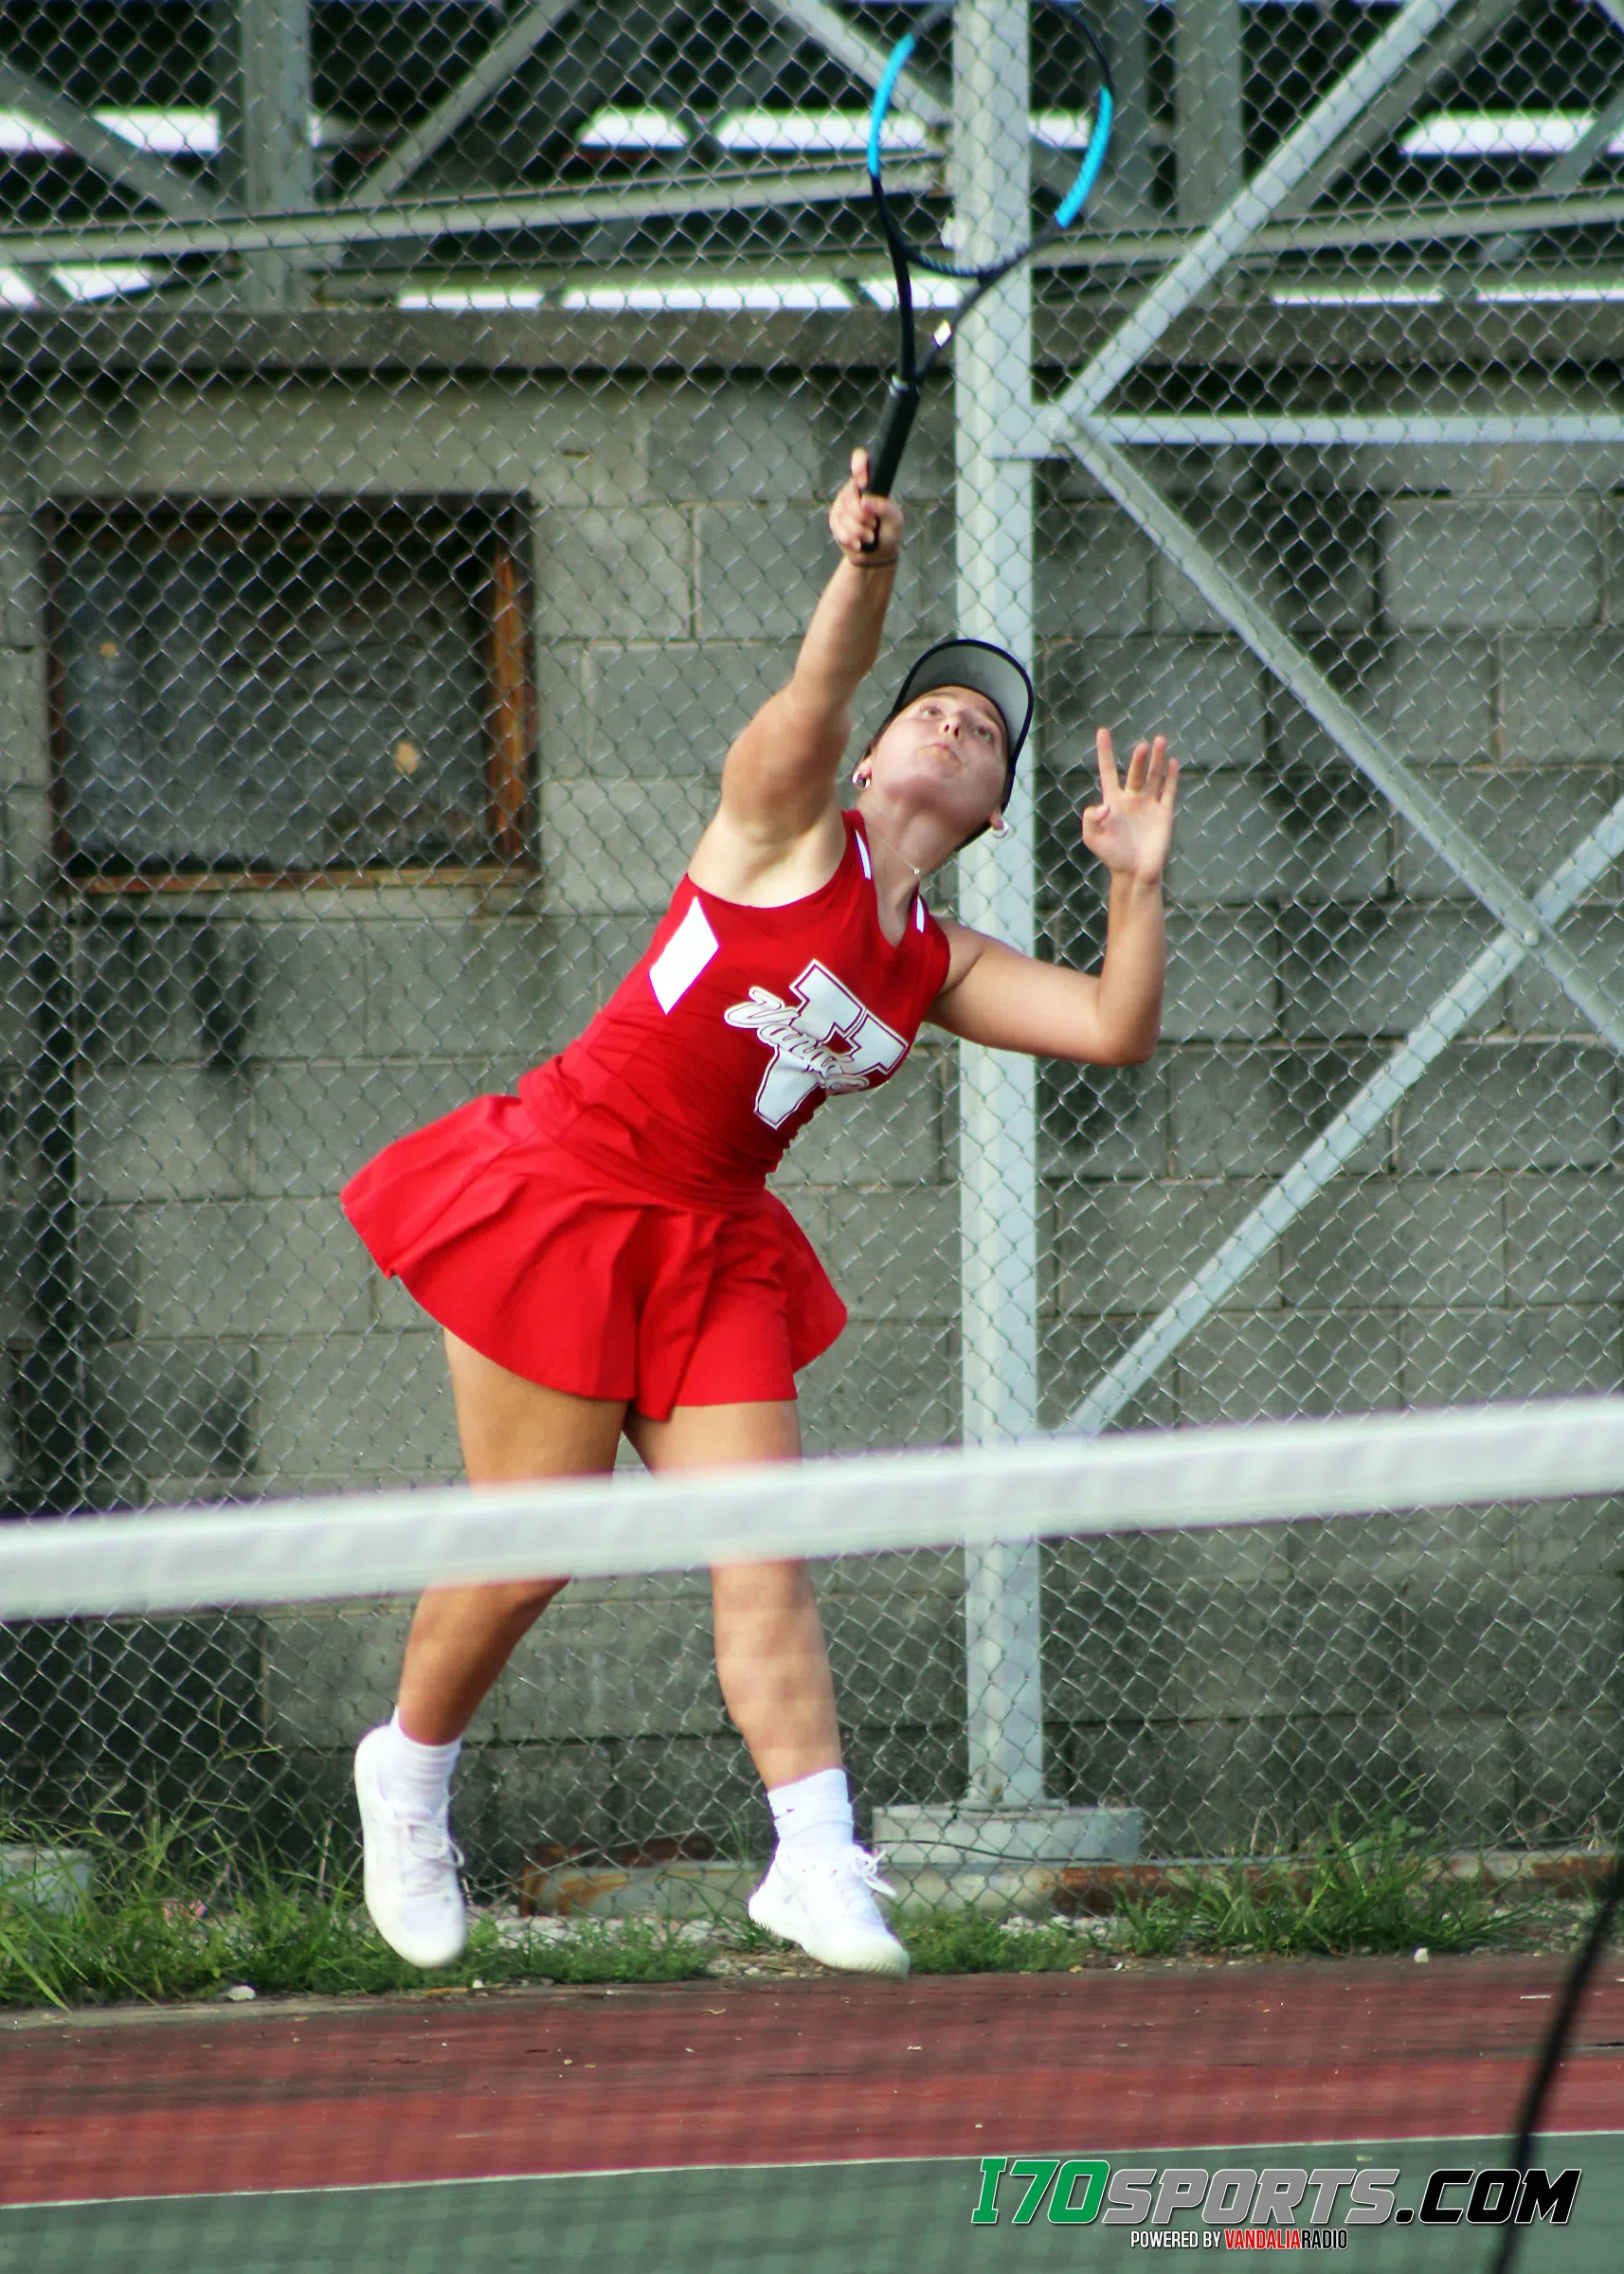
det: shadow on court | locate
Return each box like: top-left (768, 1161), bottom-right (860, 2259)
top-left (5, 1958), bottom-right (1622, 2271)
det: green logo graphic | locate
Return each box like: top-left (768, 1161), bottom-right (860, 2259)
top-left (971, 2156), bottom-right (1110, 2227)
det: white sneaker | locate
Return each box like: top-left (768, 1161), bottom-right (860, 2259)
top-left (353, 1725), bottom-right (468, 1968)
top-left (748, 1845), bottom-right (911, 1978)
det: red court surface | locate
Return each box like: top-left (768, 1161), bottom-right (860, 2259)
top-left (6, 1953), bottom-right (1624, 2206)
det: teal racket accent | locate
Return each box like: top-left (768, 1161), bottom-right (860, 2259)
top-left (862, 2), bottom-right (1114, 505)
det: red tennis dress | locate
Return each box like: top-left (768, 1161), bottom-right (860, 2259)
top-left (341, 815), bottom-right (951, 1417)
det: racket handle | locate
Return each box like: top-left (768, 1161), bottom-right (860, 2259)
top-left (865, 376), bottom-right (920, 505)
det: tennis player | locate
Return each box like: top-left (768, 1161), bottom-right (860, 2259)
top-left (342, 448), bottom-right (1177, 1979)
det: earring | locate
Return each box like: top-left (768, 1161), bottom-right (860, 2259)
top-left (989, 812), bottom-right (1010, 838)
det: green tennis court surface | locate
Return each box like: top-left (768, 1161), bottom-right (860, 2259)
top-left (5, 2138), bottom-right (1622, 2272)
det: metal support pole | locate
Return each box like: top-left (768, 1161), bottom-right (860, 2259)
top-left (217, 0), bottom-right (313, 308)
top-left (1099, 0), bottom-right (1157, 222)
top-left (1066, 792), bottom-right (1624, 1434)
top-left (955, 0), bottom-right (1043, 1812)
top-left (1176, 0), bottom-right (1244, 224)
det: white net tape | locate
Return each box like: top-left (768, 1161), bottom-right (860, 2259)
top-left (5, 1397), bottom-right (1623, 1618)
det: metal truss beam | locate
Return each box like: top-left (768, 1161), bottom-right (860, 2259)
top-left (1021, 0), bottom-right (1624, 1441)
top-left (1474, 76), bottom-right (1624, 262)
top-left (1036, 184), bottom-right (1624, 271)
top-left (1272, 0), bottom-right (1525, 226)
top-left (1056, 0), bottom-right (1470, 420)
top-left (349, 0), bottom-right (579, 208)
top-left (1540, 81), bottom-right (1624, 194)
top-left (21, 167), bottom-right (1620, 283)
top-left (1065, 791), bottom-right (1624, 1435)
top-left (0, 54), bottom-right (227, 224)
top-left (1057, 419), bottom-right (1624, 1062)
top-left (10, 173), bottom-right (1618, 285)
top-left (1047, 412), bottom-right (1624, 447)
top-left (762, 0), bottom-right (951, 130)
top-left (0, 161), bottom-right (936, 268)
top-left (342, 0), bottom-right (953, 222)
top-left (1033, 0), bottom-right (1624, 1435)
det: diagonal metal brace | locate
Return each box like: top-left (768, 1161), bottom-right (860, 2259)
top-left (1055, 0), bottom-right (1470, 420)
top-left (1272, 0), bottom-right (1526, 226)
top-left (0, 53), bottom-right (227, 224)
top-left (1056, 416), bottom-right (1624, 1060)
top-left (762, 0), bottom-right (952, 129)
top-left (1064, 791), bottom-right (1624, 1434)
top-left (348, 0), bottom-right (581, 208)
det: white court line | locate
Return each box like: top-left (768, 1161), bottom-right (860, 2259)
top-left (10, 2130), bottom-right (1623, 2211)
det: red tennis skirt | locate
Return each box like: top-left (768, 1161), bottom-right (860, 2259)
top-left (339, 1092), bottom-right (847, 1419)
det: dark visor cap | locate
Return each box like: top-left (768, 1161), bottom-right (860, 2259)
top-left (883, 638), bottom-right (1035, 809)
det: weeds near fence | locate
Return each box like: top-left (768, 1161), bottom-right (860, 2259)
top-left (0, 1814), bottom-right (711, 2010)
top-left (1114, 1814), bottom-right (1524, 1961)
top-left (0, 1808), bottom-right (1583, 2011)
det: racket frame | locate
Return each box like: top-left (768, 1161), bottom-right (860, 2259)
top-left (862, 2), bottom-right (1114, 501)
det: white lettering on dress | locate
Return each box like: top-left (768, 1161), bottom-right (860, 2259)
top-left (724, 959), bottom-right (907, 1127)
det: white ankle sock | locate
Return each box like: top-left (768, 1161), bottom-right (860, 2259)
top-left (380, 1709), bottom-right (461, 1813)
top-left (768, 1766), bottom-right (854, 1866)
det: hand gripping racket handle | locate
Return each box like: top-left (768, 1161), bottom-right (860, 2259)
top-left (865, 375), bottom-right (920, 504)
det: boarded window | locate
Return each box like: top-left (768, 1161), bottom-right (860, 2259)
top-left (45, 497), bottom-right (533, 882)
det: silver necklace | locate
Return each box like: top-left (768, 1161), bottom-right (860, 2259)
top-left (862, 818), bottom-right (926, 882)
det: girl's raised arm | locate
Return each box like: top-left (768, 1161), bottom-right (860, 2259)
top-left (929, 731), bottom-right (1178, 1065)
top-left (709, 450), bottom-right (905, 866)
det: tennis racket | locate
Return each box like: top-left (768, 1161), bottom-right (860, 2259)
top-left (863, 0), bottom-right (1113, 507)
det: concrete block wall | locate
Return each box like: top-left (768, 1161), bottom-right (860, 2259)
top-left (0, 363), bottom-right (968, 1862)
top-left (3, 352), bottom-right (1620, 1861)
top-left (1035, 451), bottom-right (1624, 1848)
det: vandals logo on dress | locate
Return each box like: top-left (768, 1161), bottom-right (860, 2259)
top-left (725, 959), bottom-right (907, 1127)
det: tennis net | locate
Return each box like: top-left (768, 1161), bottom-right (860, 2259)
top-left (3, 1399), bottom-right (1623, 2273)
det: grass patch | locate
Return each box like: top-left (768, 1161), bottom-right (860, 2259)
top-left (0, 1817), bottom-right (710, 2010)
top-left (901, 1909), bottom-right (1097, 1975)
top-left (0, 1809), bottom-right (1571, 2010)
top-left (1114, 1814), bottom-right (1519, 1961)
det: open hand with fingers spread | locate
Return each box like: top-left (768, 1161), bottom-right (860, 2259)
top-left (829, 447), bottom-right (904, 566)
top-left (1081, 728), bottom-right (1178, 887)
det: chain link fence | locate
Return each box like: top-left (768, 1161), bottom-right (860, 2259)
top-left (1, 0), bottom-right (1622, 1896)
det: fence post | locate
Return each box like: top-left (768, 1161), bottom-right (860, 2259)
top-left (875, 0), bottom-right (1139, 1884)
top-left (954, 0), bottom-right (1044, 1814)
